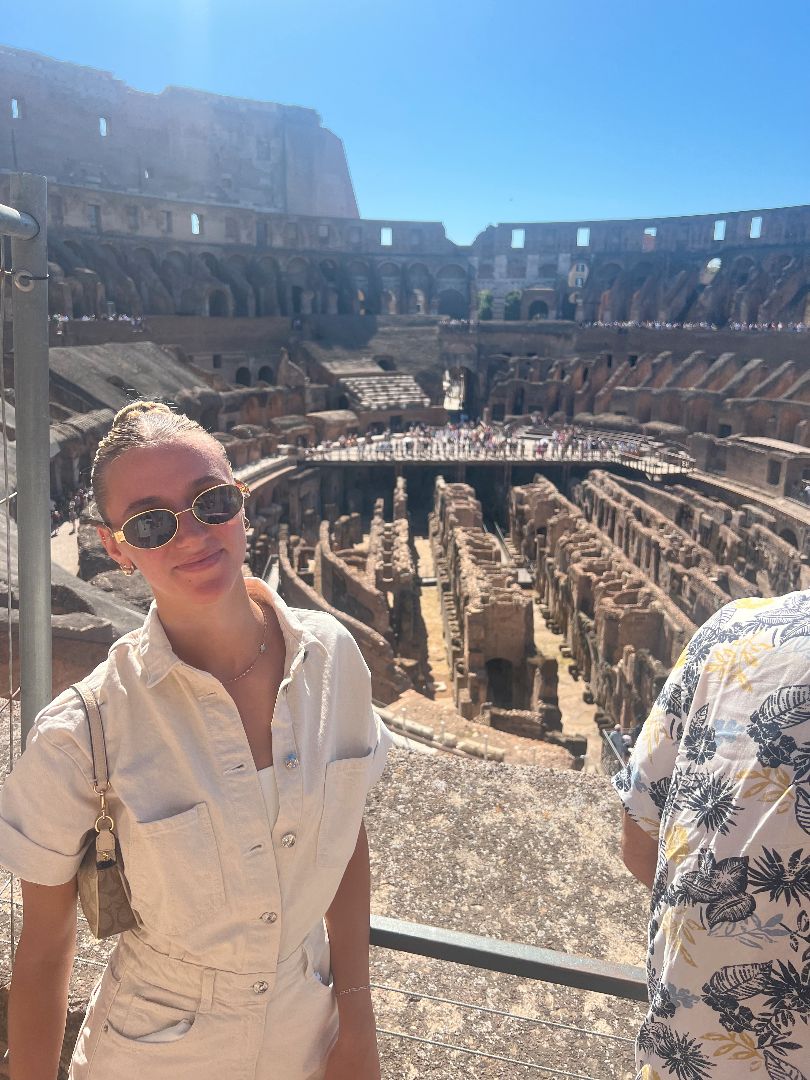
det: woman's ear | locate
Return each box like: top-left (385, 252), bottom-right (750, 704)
top-left (96, 525), bottom-right (126, 566)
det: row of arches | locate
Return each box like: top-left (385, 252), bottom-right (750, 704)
top-left (47, 239), bottom-right (473, 320)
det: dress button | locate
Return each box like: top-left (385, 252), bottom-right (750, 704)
top-left (261, 911), bottom-right (278, 923)
top-left (252, 980), bottom-right (269, 994)
top-left (284, 753), bottom-right (299, 770)
top-left (281, 832), bottom-right (296, 848)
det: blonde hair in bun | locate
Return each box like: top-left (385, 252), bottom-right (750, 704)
top-left (91, 399), bottom-right (229, 522)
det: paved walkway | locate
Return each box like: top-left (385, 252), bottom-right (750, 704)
top-left (50, 519), bottom-right (80, 575)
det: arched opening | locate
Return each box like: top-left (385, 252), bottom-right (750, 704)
top-left (485, 658), bottom-right (514, 708)
top-left (257, 365), bottom-right (275, 384)
top-left (780, 528), bottom-right (798, 549)
top-left (235, 367), bottom-right (251, 386)
top-left (355, 290), bottom-right (368, 316)
top-left (513, 386), bottom-right (525, 415)
top-left (291, 285), bottom-right (304, 315)
top-left (701, 258), bottom-right (722, 284)
top-left (407, 263), bottom-right (432, 313)
top-left (381, 290), bottom-right (398, 314)
top-left (528, 300), bottom-right (549, 320)
top-left (438, 289), bottom-right (467, 318)
top-left (208, 290), bottom-right (230, 317)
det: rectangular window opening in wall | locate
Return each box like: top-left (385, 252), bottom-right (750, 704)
top-left (191, 212), bottom-right (202, 236)
top-left (88, 204), bottom-right (102, 233)
top-left (511, 228), bottom-right (526, 249)
top-left (99, 116), bottom-right (109, 137)
top-left (644, 227), bottom-right (658, 237)
top-left (212, 354), bottom-right (223, 369)
top-left (628, 354), bottom-right (638, 368)
top-left (718, 424), bottom-right (732, 438)
top-left (126, 206), bottom-right (139, 231)
top-left (576, 226), bottom-right (590, 247)
top-left (767, 459), bottom-right (781, 486)
top-left (11, 98), bottom-right (20, 119)
top-left (380, 226), bottom-right (393, 247)
top-left (575, 276), bottom-right (584, 288)
top-left (349, 226), bottom-right (362, 245)
top-left (643, 226), bottom-right (657, 251)
top-left (318, 224), bottom-right (330, 241)
top-left (575, 262), bottom-right (586, 272)
top-left (713, 219), bottom-right (726, 242)
top-left (225, 217), bottom-right (239, 242)
top-left (256, 221), bottom-right (268, 247)
top-left (750, 216), bottom-right (763, 239)
top-left (284, 223), bottom-right (298, 245)
top-left (162, 210), bottom-right (173, 234)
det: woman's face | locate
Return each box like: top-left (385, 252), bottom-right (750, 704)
top-left (96, 438), bottom-right (248, 611)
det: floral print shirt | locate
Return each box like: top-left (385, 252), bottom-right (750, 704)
top-left (613, 592), bottom-right (810, 1080)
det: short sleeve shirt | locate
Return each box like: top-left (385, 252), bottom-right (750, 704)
top-left (0, 579), bottom-right (393, 973)
top-left (614, 592), bottom-right (810, 1080)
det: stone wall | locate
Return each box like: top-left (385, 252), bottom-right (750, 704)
top-left (430, 478), bottom-right (534, 720)
top-left (277, 526), bottom-right (410, 703)
top-left (509, 476), bottom-right (695, 732)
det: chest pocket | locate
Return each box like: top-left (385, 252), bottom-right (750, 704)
top-left (126, 803), bottom-right (226, 936)
top-left (315, 749), bottom-right (374, 869)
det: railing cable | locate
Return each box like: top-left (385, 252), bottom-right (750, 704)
top-left (376, 1027), bottom-right (604, 1078)
top-left (371, 981), bottom-right (635, 1044)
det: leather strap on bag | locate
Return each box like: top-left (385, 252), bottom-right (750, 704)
top-left (71, 681), bottom-right (117, 869)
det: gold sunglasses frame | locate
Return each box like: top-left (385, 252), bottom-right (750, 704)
top-left (108, 480), bottom-right (251, 549)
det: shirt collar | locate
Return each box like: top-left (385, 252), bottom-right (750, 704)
top-left (138, 577), bottom-right (325, 689)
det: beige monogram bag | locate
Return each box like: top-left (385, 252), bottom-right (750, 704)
top-left (72, 681), bottom-right (138, 939)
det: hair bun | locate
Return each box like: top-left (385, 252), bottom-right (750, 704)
top-left (112, 400), bottom-right (173, 428)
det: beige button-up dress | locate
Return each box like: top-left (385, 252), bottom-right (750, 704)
top-left (0, 578), bottom-right (393, 1079)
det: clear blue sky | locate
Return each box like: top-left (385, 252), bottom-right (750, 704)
top-left (6, 0), bottom-right (809, 244)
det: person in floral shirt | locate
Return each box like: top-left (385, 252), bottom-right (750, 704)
top-left (614, 593), bottom-right (810, 1080)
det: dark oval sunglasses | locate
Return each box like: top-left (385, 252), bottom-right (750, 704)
top-left (108, 481), bottom-right (250, 550)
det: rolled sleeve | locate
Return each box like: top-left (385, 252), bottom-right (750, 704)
top-left (0, 709), bottom-right (96, 886)
top-left (367, 708), bottom-right (394, 792)
top-left (613, 667), bottom-right (685, 838)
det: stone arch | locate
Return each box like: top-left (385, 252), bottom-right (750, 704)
top-left (132, 246), bottom-right (159, 273)
top-left (406, 262), bottom-right (432, 314)
top-left (249, 255), bottom-right (283, 316)
top-left (437, 289), bottom-right (467, 318)
top-left (347, 260), bottom-right (371, 314)
top-left (257, 364), bottom-right (276, 384)
top-left (207, 289), bottom-right (232, 317)
top-left (528, 299), bottom-right (549, 320)
top-left (235, 366), bottom-right (251, 387)
top-left (377, 262), bottom-right (401, 314)
top-left (199, 251), bottom-right (222, 277)
top-left (485, 658), bottom-right (514, 708)
top-left (224, 254), bottom-right (256, 317)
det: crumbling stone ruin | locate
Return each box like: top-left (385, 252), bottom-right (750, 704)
top-left (429, 477), bottom-right (565, 743)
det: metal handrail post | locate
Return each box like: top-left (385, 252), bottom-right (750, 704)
top-left (10, 173), bottom-right (51, 742)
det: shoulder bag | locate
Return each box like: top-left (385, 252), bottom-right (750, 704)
top-left (72, 680), bottom-right (138, 939)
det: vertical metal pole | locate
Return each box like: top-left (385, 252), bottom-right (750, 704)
top-left (11, 174), bottom-right (50, 743)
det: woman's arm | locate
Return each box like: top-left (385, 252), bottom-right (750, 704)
top-left (9, 878), bottom-right (78, 1080)
top-left (323, 821), bottom-right (379, 1078)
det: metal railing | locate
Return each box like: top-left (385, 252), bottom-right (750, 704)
top-left (1, 174), bottom-right (51, 742)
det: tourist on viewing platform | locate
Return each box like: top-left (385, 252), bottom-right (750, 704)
top-left (0, 401), bottom-right (392, 1080)
top-left (614, 596), bottom-right (810, 1079)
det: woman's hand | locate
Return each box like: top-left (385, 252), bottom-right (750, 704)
top-left (324, 994), bottom-right (381, 1080)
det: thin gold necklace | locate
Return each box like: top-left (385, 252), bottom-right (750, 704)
top-left (224, 603), bottom-right (268, 684)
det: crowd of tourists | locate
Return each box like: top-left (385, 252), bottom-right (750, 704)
top-left (306, 420), bottom-right (665, 464)
top-left (579, 318), bottom-right (809, 333)
top-left (49, 486), bottom-right (91, 535)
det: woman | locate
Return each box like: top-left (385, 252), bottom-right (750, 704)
top-left (0, 401), bottom-right (392, 1079)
